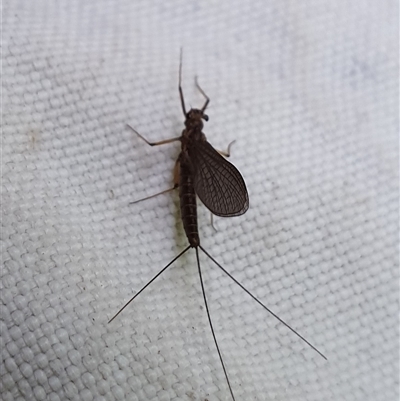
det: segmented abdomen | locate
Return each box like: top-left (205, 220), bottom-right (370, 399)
top-left (179, 155), bottom-right (199, 247)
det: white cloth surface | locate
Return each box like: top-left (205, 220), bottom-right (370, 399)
top-left (2, 1), bottom-right (398, 400)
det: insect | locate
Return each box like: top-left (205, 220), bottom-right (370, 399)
top-left (109, 52), bottom-right (326, 400)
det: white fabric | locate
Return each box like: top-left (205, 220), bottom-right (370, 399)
top-left (2, 1), bottom-right (398, 400)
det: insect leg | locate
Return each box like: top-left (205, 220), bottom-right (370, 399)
top-left (129, 186), bottom-right (178, 205)
top-left (108, 246), bottom-right (191, 323)
top-left (130, 159), bottom-right (180, 205)
top-left (210, 213), bottom-right (218, 232)
top-left (215, 140), bottom-right (236, 158)
top-left (179, 48), bottom-right (187, 117)
top-left (127, 124), bottom-right (181, 147)
top-left (195, 76), bottom-right (210, 112)
top-left (195, 248), bottom-right (236, 401)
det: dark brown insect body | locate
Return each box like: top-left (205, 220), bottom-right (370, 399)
top-left (109, 53), bottom-right (325, 401)
top-left (179, 106), bottom-right (248, 247)
top-left (179, 111), bottom-right (206, 247)
top-left (179, 149), bottom-right (200, 247)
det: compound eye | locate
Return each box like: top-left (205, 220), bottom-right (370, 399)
top-left (203, 114), bottom-right (209, 121)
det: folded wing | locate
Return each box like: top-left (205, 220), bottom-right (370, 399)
top-left (188, 140), bottom-right (249, 217)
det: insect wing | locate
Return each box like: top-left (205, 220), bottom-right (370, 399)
top-left (188, 140), bottom-right (249, 217)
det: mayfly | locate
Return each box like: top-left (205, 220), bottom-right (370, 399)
top-left (109, 52), bottom-right (327, 400)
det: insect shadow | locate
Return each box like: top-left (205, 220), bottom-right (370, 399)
top-left (109, 51), bottom-right (326, 401)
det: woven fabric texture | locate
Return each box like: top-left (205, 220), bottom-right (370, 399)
top-left (2, 1), bottom-right (398, 400)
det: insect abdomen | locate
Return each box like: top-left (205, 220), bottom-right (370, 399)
top-left (179, 156), bottom-right (200, 247)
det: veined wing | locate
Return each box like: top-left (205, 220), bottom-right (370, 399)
top-left (188, 140), bottom-right (249, 217)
